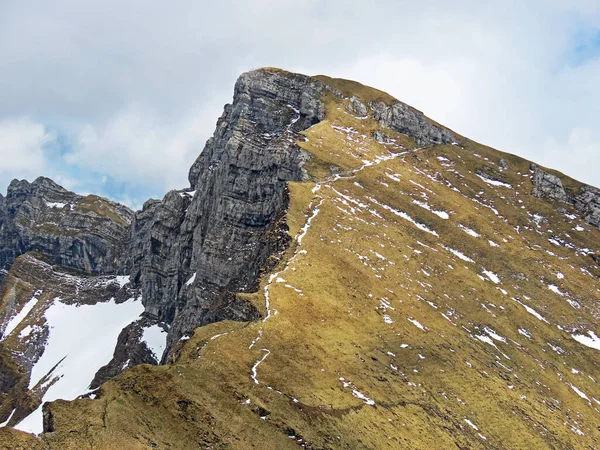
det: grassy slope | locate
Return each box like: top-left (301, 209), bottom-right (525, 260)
top-left (5, 70), bottom-right (600, 449)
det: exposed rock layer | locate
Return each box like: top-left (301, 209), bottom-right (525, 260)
top-left (531, 163), bottom-right (600, 229)
top-left (0, 177), bottom-right (133, 275)
top-left (132, 70), bottom-right (328, 349)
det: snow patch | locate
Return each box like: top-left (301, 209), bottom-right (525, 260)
top-left (142, 325), bottom-right (168, 361)
top-left (408, 318), bottom-right (425, 330)
top-left (114, 275), bottom-right (130, 288)
top-left (0, 409), bottom-right (16, 427)
top-left (1, 290), bottom-right (42, 340)
top-left (368, 197), bottom-right (438, 236)
top-left (476, 174), bottom-right (512, 188)
top-left (412, 200), bottom-right (450, 219)
top-left (185, 273), bottom-right (196, 286)
top-left (569, 384), bottom-right (589, 401)
top-left (482, 270), bottom-right (500, 284)
top-left (464, 418), bottom-right (479, 431)
top-left (45, 201), bottom-right (67, 209)
top-left (572, 331), bottom-right (600, 351)
top-left (459, 225), bottom-right (480, 237)
top-left (441, 245), bottom-right (474, 263)
top-left (352, 389), bottom-right (375, 406)
top-left (15, 297), bottom-right (144, 434)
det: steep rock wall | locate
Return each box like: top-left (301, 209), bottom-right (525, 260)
top-left (129, 69), bottom-right (328, 351)
top-left (0, 177), bottom-right (133, 275)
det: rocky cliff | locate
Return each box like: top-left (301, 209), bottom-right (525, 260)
top-left (0, 177), bottom-right (133, 275)
top-left (131, 70), bottom-right (330, 350)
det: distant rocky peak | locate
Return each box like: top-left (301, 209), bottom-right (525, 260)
top-left (0, 176), bottom-right (133, 275)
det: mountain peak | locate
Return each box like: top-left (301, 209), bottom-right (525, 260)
top-left (1, 68), bottom-right (599, 448)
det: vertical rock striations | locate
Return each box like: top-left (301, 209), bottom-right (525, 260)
top-left (130, 69), bottom-right (327, 351)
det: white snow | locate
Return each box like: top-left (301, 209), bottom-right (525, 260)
top-left (368, 197), bottom-right (438, 236)
top-left (0, 409), bottom-right (16, 427)
top-left (464, 418), bottom-right (479, 431)
top-left (441, 245), bottom-right (474, 263)
top-left (45, 201), bottom-right (67, 209)
top-left (408, 318), bottom-right (425, 330)
top-left (548, 284), bottom-right (565, 296)
top-left (484, 327), bottom-right (506, 343)
top-left (385, 173), bottom-right (402, 182)
top-left (412, 200), bottom-right (450, 220)
top-left (352, 389), bottom-right (375, 406)
top-left (482, 270), bottom-right (500, 284)
top-left (475, 334), bottom-right (497, 347)
top-left (19, 325), bottom-right (33, 338)
top-left (114, 275), bottom-right (130, 288)
top-left (569, 384), bottom-right (589, 401)
top-left (488, 240), bottom-right (500, 247)
top-left (459, 225), bottom-right (480, 237)
top-left (15, 296), bottom-right (144, 434)
top-left (383, 314), bottom-right (394, 324)
top-left (297, 199), bottom-right (323, 245)
top-left (572, 330), bottom-right (600, 351)
top-left (512, 298), bottom-right (548, 323)
top-left (142, 325), bottom-right (168, 360)
top-left (179, 190), bottom-right (197, 198)
top-left (476, 174), bottom-right (512, 188)
top-left (518, 328), bottom-right (532, 339)
top-left (251, 349), bottom-right (271, 384)
top-left (1, 290), bottom-right (42, 340)
top-left (185, 273), bottom-right (196, 286)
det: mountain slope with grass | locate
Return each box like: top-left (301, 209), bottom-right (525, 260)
top-left (0, 68), bottom-right (599, 449)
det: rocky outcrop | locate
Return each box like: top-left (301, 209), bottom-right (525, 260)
top-left (531, 163), bottom-right (568, 201)
top-left (130, 69), bottom-right (327, 351)
top-left (129, 192), bottom-right (192, 324)
top-left (346, 96), bottom-right (368, 117)
top-left (572, 185), bottom-right (600, 229)
top-left (0, 177), bottom-right (133, 275)
top-left (531, 163), bottom-right (600, 230)
top-left (370, 101), bottom-right (457, 146)
top-left (90, 318), bottom-right (162, 389)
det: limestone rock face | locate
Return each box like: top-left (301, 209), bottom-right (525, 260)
top-left (0, 177), bottom-right (133, 275)
top-left (531, 163), bottom-right (600, 230)
top-left (345, 96), bottom-right (368, 117)
top-left (130, 69), bottom-right (327, 349)
top-left (531, 163), bottom-right (568, 201)
top-left (572, 185), bottom-right (600, 229)
top-left (370, 101), bottom-right (457, 146)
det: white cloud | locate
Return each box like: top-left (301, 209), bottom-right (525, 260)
top-left (0, 118), bottom-right (55, 191)
top-left (64, 104), bottom-right (221, 193)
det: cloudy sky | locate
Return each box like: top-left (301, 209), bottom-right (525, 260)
top-left (1, 1), bottom-right (599, 209)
